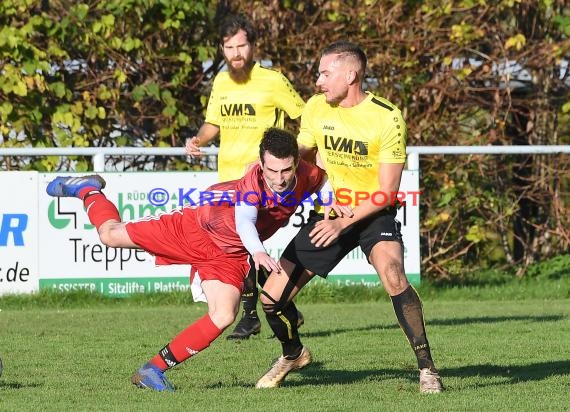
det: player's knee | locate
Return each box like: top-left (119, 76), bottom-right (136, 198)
top-left (261, 299), bottom-right (288, 316)
top-left (209, 310), bottom-right (237, 330)
top-left (261, 301), bottom-right (276, 315)
top-left (382, 261), bottom-right (408, 294)
top-left (259, 293), bottom-right (273, 314)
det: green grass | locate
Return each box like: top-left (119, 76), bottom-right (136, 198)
top-left (0, 279), bottom-right (569, 411)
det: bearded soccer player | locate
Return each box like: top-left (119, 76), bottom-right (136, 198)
top-left (46, 128), bottom-right (348, 391)
top-left (255, 42), bottom-right (444, 394)
top-left (185, 13), bottom-right (306, 339)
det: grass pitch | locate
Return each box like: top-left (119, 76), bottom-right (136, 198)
top-left (0, 278), bottom-right (569, 412)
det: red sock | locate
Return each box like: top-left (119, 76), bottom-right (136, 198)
top-left (78, 187), bottom-right (100, 200)
top-left (150, 314), bottom-right (222, 371)
top-left (82, 193), bottom-right (120, 230)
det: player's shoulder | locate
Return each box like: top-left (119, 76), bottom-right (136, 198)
top-left (306, 93), bottom-right (326, 103)
top-left (212, 70), bottom-right (231, 85)
top-left (297, 158), bottom-right (313, 172)
top-left (304, 93), bottom-right (327, 109)
top-left (253, 62), bottom-right (288, 79)
top-left (365, 93), bottom-right (405, 125)
top-left (297, 159), bottom-right (323, 179)
top-left (366, 92), bottom-right (401, 113)
top-left (208, 179), bottom-right (239, 192)
top-left (256, 61), bottom-right (280, 72)
top-left (238, 163), bottom-right (263, 186)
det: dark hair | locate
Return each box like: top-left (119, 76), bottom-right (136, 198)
top-left (321, 40), bottom-right (367, 69)
top-left (219, 14), bottom-right (257, 45)
top-left (259, 128), bottom-right (299, 164)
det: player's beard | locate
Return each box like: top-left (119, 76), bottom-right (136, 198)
top-left (227, 56), bottom-right (254, 84)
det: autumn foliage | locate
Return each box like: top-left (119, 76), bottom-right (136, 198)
top-left (1, 0), bottom-right (569, 278)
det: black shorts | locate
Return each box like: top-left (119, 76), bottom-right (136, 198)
top-left (282, 208), bottom-right (403, 276)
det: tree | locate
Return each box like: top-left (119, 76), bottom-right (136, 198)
top-left (227, 0), bottom-right (570, 277)
top-left (2, 0), bottom-right (569, 277)
top-left (0, 0), bottom-right (218, 171)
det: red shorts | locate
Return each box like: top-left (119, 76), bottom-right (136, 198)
top-left (125, 207), bottom-right (249, 292)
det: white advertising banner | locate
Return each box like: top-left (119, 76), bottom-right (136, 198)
top-left (0, 172), bottom-right (39, 295)
top-left (38, 172), bottom-right (215, 295)
top-left (0, 171), bottom-right (420, 296)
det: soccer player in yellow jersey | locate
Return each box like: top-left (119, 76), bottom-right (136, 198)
top-left (185, 14), bottom-right (306, 339)
top-left (255, 41), bottom-right (444, 393)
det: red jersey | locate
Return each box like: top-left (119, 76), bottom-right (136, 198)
top-left (125, 159), bottom-right (325, 291)
top-left (196, 159), bottom-right (325, 253)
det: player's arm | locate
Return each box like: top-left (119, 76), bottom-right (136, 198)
top-left (185, 122), bottom-right (220, 157)
top-left (275, 71), bottom-right (305, 126)
top-left (348, 162), bottom-right (404, 221)
top-left (234, 203), bottom-right (282, 273)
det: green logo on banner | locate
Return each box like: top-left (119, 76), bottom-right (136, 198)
top-left (48, 200), bottom-right (71, 229)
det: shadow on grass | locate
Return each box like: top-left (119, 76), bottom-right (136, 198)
top-left (205, 358), bottom-right (570, 390)
top-left (297, 314), bottom-right (565, 339)
top-left (300, 323), bottom-right (398, 338)
top-left (0, 381), bottom-right (42, 389)
top-left (427, 314), bottom-right (565, 327)
top-left (252, 359), bottom-right (570, 389)
top-left (442, 360), bottom-right (570, 385)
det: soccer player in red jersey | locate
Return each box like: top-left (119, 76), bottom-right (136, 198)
top-left (46, 127), bottom-right (352, 391)
top-left (185, 13), bottom-right (306, 339)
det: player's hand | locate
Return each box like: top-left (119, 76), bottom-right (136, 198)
top-left (185, 136), bottom-right (203, 157)
top-left (323, 201), bottom-right (353, 221)
top-left (253, 251), bottom-right (282, 274)
top-left (309, 218), bottom-right (347, 247)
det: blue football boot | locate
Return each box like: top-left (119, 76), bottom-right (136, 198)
top-left (131, 363), bottom-right (175, 392)
top-left (46, 175), bottom-right (105, 198)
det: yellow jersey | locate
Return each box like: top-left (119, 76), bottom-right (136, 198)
top-left (205, 62), bottom-right (305, 181)
top-left (297, 92), bottom-right (406, 208)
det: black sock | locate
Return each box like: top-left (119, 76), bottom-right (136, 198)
top-left (265, 302), bottom-right (302, 358)
top-left (241, 267), bottom-right (259, 316)
top-left (391, 285), bottom-right (436, 370)
top-left (242, 288), bottom-right (259, 316)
